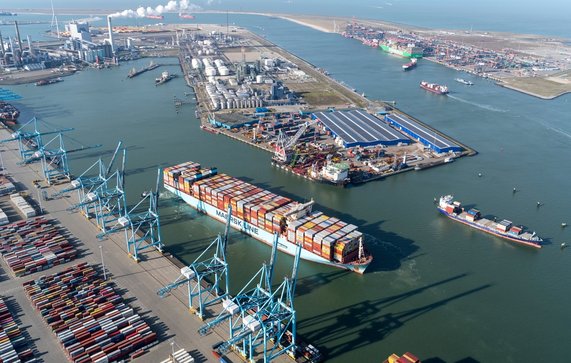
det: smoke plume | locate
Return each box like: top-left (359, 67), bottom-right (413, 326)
top-left (109, 1), bottom-right (203, 19)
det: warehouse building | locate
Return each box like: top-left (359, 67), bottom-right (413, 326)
top-left (312, 109), bottom-right (410, 148)
top-left (385, 113), bottom-right (462, 153)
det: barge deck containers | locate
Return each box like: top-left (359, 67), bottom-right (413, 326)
top-left (23, 263), bottom-right (158, 363)
top-left (437, 195), bottom-right (542, 248)
top-left (0, 217), bottom-right (77, 277)
top-left (0, 297), bottom-right (35, 362)
top-left (163, 161), bottom-right (373, 274)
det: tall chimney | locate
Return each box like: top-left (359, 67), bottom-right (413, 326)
top-left (107, 16), bottom-right (115, 54)
top-left (0, 31), bottom-right (5, 58)
top-left (27, 35), bottom-right (33, 56)
top-left (14, 20), bottom-right (23, 63)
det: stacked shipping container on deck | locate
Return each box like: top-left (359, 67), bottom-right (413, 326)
top-left (0, 217), bottom-right (77, 277)
top-left (164, 162), bottom-right (364, 264)
top-left (0, 297), bottom-right (35, 362)
top-left (23, 263), bottom-right (157, 363)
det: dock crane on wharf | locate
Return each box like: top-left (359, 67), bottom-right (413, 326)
top-left (21, 133), bottom-right (101, 185)
top-left (273, 119), bottom-right (317, 164)
top-left (96, 168), bottom-right (164, 262)
top-left (156, 206), bottom-right (232, 319)
top-left (67, 148), bottom-right (127, 234)
top-left (0, 117), bottom-right (73, 163)
top-left (52, 141), bottom-right (123, 201)
top-left (198, 234), bottom-right (302, 363)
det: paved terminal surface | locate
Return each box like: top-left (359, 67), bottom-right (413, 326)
top-left (0, 125), bottom-right (294, 363)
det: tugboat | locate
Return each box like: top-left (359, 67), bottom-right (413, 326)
top-left (402, 58), bottom-right (418, 71)
top-left (155, 71), bottom-right (176, 86)
top-left (0, 102), bottom-right (20, 125)
top-left (420, 81), bottom-right (449, 95)
top-left (455, 78), bottom-right (474, 85)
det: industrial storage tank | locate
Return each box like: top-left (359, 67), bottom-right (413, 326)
top-left (191, 59), bottom-right (201, 69)
top-left (214, 59), bottom-right (224, 68)
top-left (256, 75), bottom-right (264, 83)
top-left (205, 67), bottom-right (217, 76)
top-left (218, 67), bottom-right (230, 76)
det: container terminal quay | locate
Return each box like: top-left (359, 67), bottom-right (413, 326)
top-left (1, 18), bottom-right (475, 186)
top-left (176, 24), bottom-right (476, 186)
top-left (0, 126), bottom-right (322, 362)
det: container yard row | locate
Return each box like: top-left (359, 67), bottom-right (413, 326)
top-left (0, 296), bottom-right (35, 362)
top-left (23, 263), bottom-right (158, 363)
top-left (0, 217), bottom-right (77, 277)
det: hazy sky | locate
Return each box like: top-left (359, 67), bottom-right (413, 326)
top-left (4, 0), bottom-right (570, 36)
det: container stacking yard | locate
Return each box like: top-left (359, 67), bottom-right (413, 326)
top-left (23, 263), bottom-right (158, 363)
top-left (0, 296), bottom-right (35, 362)
top-left (0, 217), bottom-right (77, 277)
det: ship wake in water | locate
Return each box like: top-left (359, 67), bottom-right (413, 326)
top-left (447, 94), bottom-right (508, 113)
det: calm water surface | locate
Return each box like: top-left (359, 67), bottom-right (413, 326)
top-left (6, 14), bottom-right (571, 363)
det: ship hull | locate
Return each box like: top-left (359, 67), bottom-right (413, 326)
top-left (380, 44), bottom-right (423, 58)
top-left (437, 208), bottom-right (541, 248)
top-left (165, 184), bottom-right (371, 273)
top-left (420, 84), bottom-right (448, 95)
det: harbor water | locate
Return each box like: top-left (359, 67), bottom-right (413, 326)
top-left (6, 14), bottom-right (571, 363)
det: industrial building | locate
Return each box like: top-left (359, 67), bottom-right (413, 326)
top-left (385, 113), bottom-right (462, 153)
top-left (312, 109), bottom-right (410, 148)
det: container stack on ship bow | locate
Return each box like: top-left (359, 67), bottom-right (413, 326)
top-left (163, 161), bottom-right (373, 273)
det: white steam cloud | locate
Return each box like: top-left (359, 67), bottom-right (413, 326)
top-left (109, 1), bottom-right (204, 19)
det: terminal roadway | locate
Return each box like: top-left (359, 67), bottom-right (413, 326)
top-left (0, 125), bottom-right (293, 363)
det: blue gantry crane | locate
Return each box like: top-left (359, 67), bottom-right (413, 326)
top-left (67, 148), bottom-right (127, 233)
top-left (198, 234), bottom-right (302, 363)
top-left (157, 206), bottom-right (232, 319)
top-left (0, 117), bottom-right (73, 163)
top-left (96, 168), bottom-right (164, 262)
top-left (53, 141), bottom-right (123, 203)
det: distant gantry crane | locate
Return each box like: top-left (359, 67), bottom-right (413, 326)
top-left (157, 206), bottom-right (232, 319)
top-left (0, 117), bottom-right (73, 163)
top-left (97, 168), bottom-right (164, 262)
top-left (199, 234), bottom-right (301, 363)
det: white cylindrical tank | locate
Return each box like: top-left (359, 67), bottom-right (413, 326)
top-left (218, 67), bottom-right (229, 76)
top-left (256, 75), bottom-right (263, 83)
top-left (191, 58), bottom-right (201, 69)
top-left (214, 59), bottom-right (224, 68)
top-left (205, 67), bottom-right (217, 76)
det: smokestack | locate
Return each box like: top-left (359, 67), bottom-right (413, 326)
top-left (0, 31), bottom-right (5, 57)
top-left (27, 35), bottom-right (33, 56)
top-left (14, 20), bottom-right (23, 64)
top-left (107, 16), bottom-right (115, 54)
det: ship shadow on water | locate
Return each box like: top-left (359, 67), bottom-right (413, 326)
top-left (237, 179), bottom-right (420, 273)
top-left (297, 274), bottom-right (492, 360)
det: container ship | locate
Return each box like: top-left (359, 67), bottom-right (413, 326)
top-left (163, 161), bottom-right (373, 274)
top-left (179, 13), bottom-right (195, 19)
top-left (146, 15), bottom-right (164, 20)
top-left (437, 195), bottom-right (542, 248)
top-left (380, 41), bottom-right (423, 58)
top-left (402, 58), bottom-right (417, 71)
top-left (420, 81), bottom-right (449, 95)
top-left (384, 352), bottom-right (421, 363)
